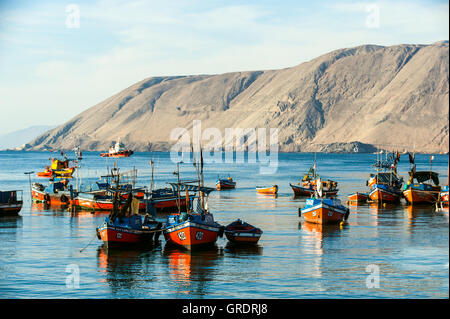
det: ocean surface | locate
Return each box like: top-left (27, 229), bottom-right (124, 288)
top-left (0, 151), bottom-right (448, 299)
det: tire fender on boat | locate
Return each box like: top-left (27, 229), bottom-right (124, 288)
top-left (44, 194), bottom-right (50, 203)
top-left (344, 208), bottom-right (350, 221)
top-left (60, 194), bottom-right (68, 203)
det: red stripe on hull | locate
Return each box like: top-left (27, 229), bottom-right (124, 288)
top-left (348, 193), bottom-right (369, 202)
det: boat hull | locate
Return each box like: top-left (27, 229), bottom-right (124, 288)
top-left (32, 189), bottom-right (70, 205)
top-left (151, 195), bottom-right (194, 212)
top-left (224, 231), bottom-right (261, 244)
top-left (348, 192), bottom-right (369, 203)
top-left (300, 201), bottom-right (348, 225)
top-left (73, 197), bottom-right (146, 211)
top-left (216, 180), bottom-right (236, 190)
top-left (403, 188), bottom-right (440, 205)
top-left (369, 187), bottom-right (401, 203)
top-left (256, 186), bottom-right (278, 195)
top-left (97, 224), bottom-right (155, 248)
top-left (100, 150), bottom-right (134, 158)
top-left (0, 203), bottom-right (23, 215)
top-left (164, 220), bottom-right (221, 250)
top-left (290, 184), bottom-right (338, 197)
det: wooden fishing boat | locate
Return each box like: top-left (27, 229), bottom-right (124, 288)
top-left (290, 162), bottom-right (338, 197)
top-left (32, 180), bottom-right (73, 205)
top-left (290, 182), bottom-right (338, 197)
top-left (256, 185), bottom-right (278, 195)
top-left (96, 172), bottom-right (162, 248)
top-left (163, 152), bottom-right (223, 250)
top-left (36, 157), bottom-right (75, 178)
top-left (403, 171), bottom-right (441, 205)
top-left (367, 151), bottom-right (403, 203)
top-left (367, 172), bottom-right (403, 203)
top-left (72, 192), bottom-right (146, 211)
top-left (0, 190), bottom-right (23, 215)
top-left (300, 197), bottom-right (349, 224)
top-left (215, 177), bottom-right (236, 190)
top-left (148, 188), bottom-right (195, 212)
top-left (100, 138), bottom-right (133, 158)
top-left (224, 219), bottom-right (262, 244)
top-left (299, 178), bottom-right (349, 224)
top-left (347, 192), bottom-right (369, 203)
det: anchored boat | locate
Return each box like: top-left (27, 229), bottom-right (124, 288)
top-left (96, 171), bottom-right (162, 248)
top-left (403, 171), bottom-right (441, 205)
top-left (0, 190), bottom-right (23, 216)
top-left (299, 178), bottom-right (349, 224)
top-left (367, 152), bottom-right (403, 203)
top-left (290, 160), bottom-right (338, 197)
top-left (224, 219), bottom-right (262, 244)
top-left (163, 153), bottom-right (224, 250)
top-left (36, 156), bottom-right (76, 178)
top-left (32, 179), bottom-right (73, 206)
top-left (215, 176), bottom-right (236, 190)
top-left (256, 185), bottom-right (278, 195)
top-left (347, 192), bottom-right (369, 203)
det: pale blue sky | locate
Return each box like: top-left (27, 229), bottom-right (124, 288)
top-left (0, 0), bottom-right (448, 135)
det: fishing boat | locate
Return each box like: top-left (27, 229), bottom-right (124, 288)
top-left (32, 179), bottom-right (73, 205)
top-left (163, 153), bottom-right (224, 250)
top-left (347, 192), bottom-right (369, 203)
top-left (147, 188), bottom-right (195, 212)
top-left (367, 152), bottom-right (403, 203)
top-left (36, 156), bottom-right (75, 178)
top-left (100, 138), bottom-right (134, 158)
top-left (290, 161), bottom-right (338, 197)
top-left (290, 179), bottom-right (338, 197)
top-left (224, 219), bottom-right (262, 244)
top-left (0, 190), bottom-right (23, 215)
top-left (73, 191), bottom-right (146, 211)
top-left (403, 171), bottom-right (441, 205)
top-left (96, 172), bottom-right (162, 248)
top-left (299, 179), bottom-right (349, 224)
top-left (256, 185), bottom-right (278, 195)
top-left (215, 176), bottom-right (236, 190)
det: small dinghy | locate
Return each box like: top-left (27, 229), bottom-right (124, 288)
top-left (347, 192), bottom-right (369, 203)
top-left (256, 185), bottom-right (278, 195)
top-left (224, 219), bottom-right (263, 244)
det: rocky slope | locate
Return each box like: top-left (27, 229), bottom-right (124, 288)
top-left (22, 41), bottom-right (449, 153)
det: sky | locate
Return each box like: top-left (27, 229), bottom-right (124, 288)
top-left (0, 0), bottom-right (448, 135)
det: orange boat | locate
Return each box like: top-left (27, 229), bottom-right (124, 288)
top-left (347, 192), bottom-right (369, 203)
top-left (256, 185), bottom-right (278, 195)
top-left (403, 171), bottom-right (441, 205)
top-left (300, 197), bottom-right (349, 224)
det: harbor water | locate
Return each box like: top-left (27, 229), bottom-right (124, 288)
top-left (0, 151), bottom-right (448, 298)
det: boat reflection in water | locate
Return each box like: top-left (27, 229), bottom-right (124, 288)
top-left (163, 245), bottom-right (222, 297)
top-left (31, 202), bottom-right (69, 214)
top-left (223, 241), bottom-right (263, 255)
top-left (97, 244), bottom-right (160, 294)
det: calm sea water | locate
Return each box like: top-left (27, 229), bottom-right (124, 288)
top-left (0, 151), bottom-right (448, 299)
